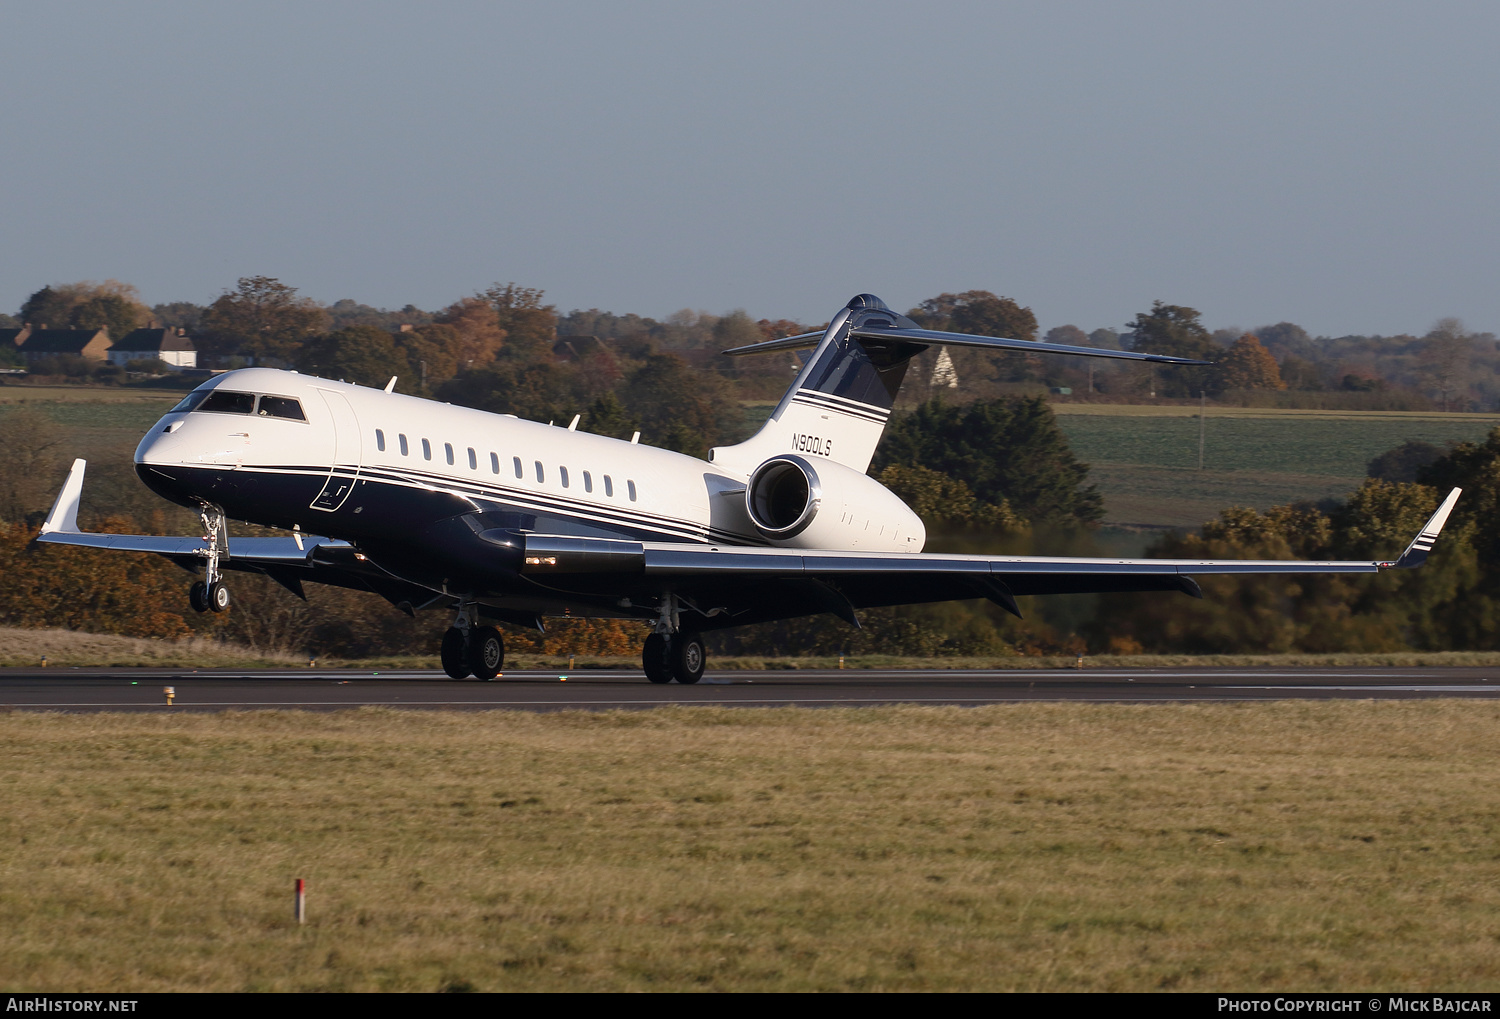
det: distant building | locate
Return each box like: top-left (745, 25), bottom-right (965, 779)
top-left (929, 347), bottom-right (959, 388)
top-left (108, 327), bottom-right (197, 370)
top-left (12, 325), bottom-right (112, 363)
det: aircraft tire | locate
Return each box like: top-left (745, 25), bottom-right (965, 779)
top-left (188, 581), bottom-right (210, 614)
top-left (670, 630), bottom-right (706, 685)
top-left (643, 633), bottom-right (672, 684)
top-left (440, 627), bottom-right (470, 679)
top-left (208, 581), bottom-right (231, 613)
top-left (468, 626), bottom-right (504, 681)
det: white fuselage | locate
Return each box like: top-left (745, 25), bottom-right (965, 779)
top-left (134, 368), bottom-right (924, 553)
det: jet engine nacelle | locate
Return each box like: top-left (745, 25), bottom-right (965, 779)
top-left (744, 454), bottom-right (926, 552)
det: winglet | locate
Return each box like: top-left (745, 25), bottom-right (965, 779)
top-left (1388, 487), bottom-right (1462, 569)
top-left (39, 459), bottom-right (86, 535)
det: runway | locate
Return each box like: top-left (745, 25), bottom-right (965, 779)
top-left (1, 665), bottom-right (1498, 711)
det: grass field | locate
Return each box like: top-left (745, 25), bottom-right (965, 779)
top-left (11, 626), bottom-right (1500, 671)
top-left (0, 704), bottom-right (1496, 992)
top-left (1052, 406), bottom-right (1500, 527)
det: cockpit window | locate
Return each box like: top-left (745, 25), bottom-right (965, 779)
top-left (257, 395), bottom-right (305, 420)
top-left (169, 390), bottom-right (211, 414)
top-left (199, 391), bottom-right (256, 415)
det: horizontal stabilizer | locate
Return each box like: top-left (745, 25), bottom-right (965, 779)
top-left (850, 325), bottom-right (1211, 365)
top-left (720, 331), bottom-right (825, 356)
top-left (723, 325), bottom-right (1211, 365)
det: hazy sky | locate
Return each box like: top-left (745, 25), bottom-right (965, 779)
top-left (3, 1), bottom-right (1497, 338)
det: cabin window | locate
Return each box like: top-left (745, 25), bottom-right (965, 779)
top-left (256, 395), bottom-right (305, 420)
top-left (399, 434), bottom-right (409, 456)
top-left (468, 447), bottom-right (477, 470)
top-left (583, 471), bottom-right (593, 493)
top-left (422, 439), bottom-right (432, 460)
top-left (200, 391), bottom-right (255, 415)
top-left (603, 475), bottom-right (614, 497)
top-left (559, 466), bottom-right (569, 488)
top-left (628, 480), bottom-right (638, 502)
top-left (513, 456), bottom-right (522, 479)
top-left (534, 461), bottom-right (544, 483)
top-left (490, 452), bottom-right (499, 474)
top-left (444, 443), bottom-right (454, 466)
top-left (375, 429), bottom-right (386, 452)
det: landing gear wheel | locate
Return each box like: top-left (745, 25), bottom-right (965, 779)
top-left (670, 630), bottom-right (706, 685)
top-left (440, 627), bottom-right (470, 679)
top-left (207, 581), bottom-right (231, 614)
top-left (188, 581), bottom-right (210, 614)
top-left (468, 626), bottom-right (504, 681)
top-left (643, 633), bottom-right (672, 684)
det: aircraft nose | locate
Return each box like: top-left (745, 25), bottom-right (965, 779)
top-left (135, 418), bottom-right (187, 464)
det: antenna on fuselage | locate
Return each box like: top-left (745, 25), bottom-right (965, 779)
top-left (383, 377), bottom-right (397, 393)
top-left (630, 431), bottom-right (640, 444)
top-left (567, 414), bottom-right (580, 431)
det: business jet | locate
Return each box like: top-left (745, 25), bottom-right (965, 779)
top-left (36, 294), bottom-right (1460, 683)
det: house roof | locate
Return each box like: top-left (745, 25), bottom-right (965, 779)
top-left (112, 328), bottom-right (195, 353)
top-left (18, 328), bottom-right (108, 355)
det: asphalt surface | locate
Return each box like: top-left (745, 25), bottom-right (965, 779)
top-left (1, 666), bottom-right (1498, 711)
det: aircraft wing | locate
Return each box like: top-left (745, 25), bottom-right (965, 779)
top-left (27, 459), bottom-right (437, 605)
top-left (519, 487), bottom-right (1461, 627)
top-left (35, 459), bottom-right (350, 563)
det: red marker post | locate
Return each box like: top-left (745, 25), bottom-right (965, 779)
top-left (295, 879), bottom-right (305, 925)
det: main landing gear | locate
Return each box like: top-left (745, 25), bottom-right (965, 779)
top-left (439, 606), bottom-right (504, 680)
top-left (187, 504), bottom-right (232, 614)
top-left (642, 594), bottom-right (705, 684)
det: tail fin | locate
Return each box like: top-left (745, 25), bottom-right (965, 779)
top-left (710, 293), bottom-right (1213, 476)
top-left (710, 295), bottom-right (924, 475)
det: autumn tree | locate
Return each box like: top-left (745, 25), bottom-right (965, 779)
top-left (909, 291), bottom-right (1037, 340)
top-left (622, 354), bottom-right (737, 458)
top-left (19, 280), bottom-right (150, 337)
top-left (1368, 440), bottom-right (1444, 484)
top-left (1253, 321), bottom-right (1318, 361)
top-left (1214, 333), bottom-right (1286, 392)
top-left (875, 463), bottom-right (1028, 535)
top-left (198, 277), bottom-right (328, 364)
top-left (432, 297), bottom-right (506, 369)
top-left (1126, 301), bottom-right (1216, 397)
top-left (875, 396), bottom-right (1103, 527)
top-left (1420, 317), bottom-right (1473, 412)
top-left (295, 326), bottom-right (408, 388)
top-left (0, 409), bottom-right (61, 524)
top-left (483, 282), bottom-right (556, 360)
top-left (908, 290), bottom-right (1040, 389)
top-left (437, 359), bottom-right (583, 425)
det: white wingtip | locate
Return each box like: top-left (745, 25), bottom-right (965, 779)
top-left (40, 459), bottom-right (87, 535)
top-left (1391, 487), bottom-right (1462, 569)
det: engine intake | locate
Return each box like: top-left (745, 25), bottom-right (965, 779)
top-left (746, 455), bottom-right (822, 538)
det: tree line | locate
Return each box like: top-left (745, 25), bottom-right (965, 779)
top-left (2, 274), bottom-right (1498, 657)
top-left (4, 278), bottom-right (1496, 414)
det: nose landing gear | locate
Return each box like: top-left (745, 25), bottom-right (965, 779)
top-left (187, 504), bottom-right (232, 614)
